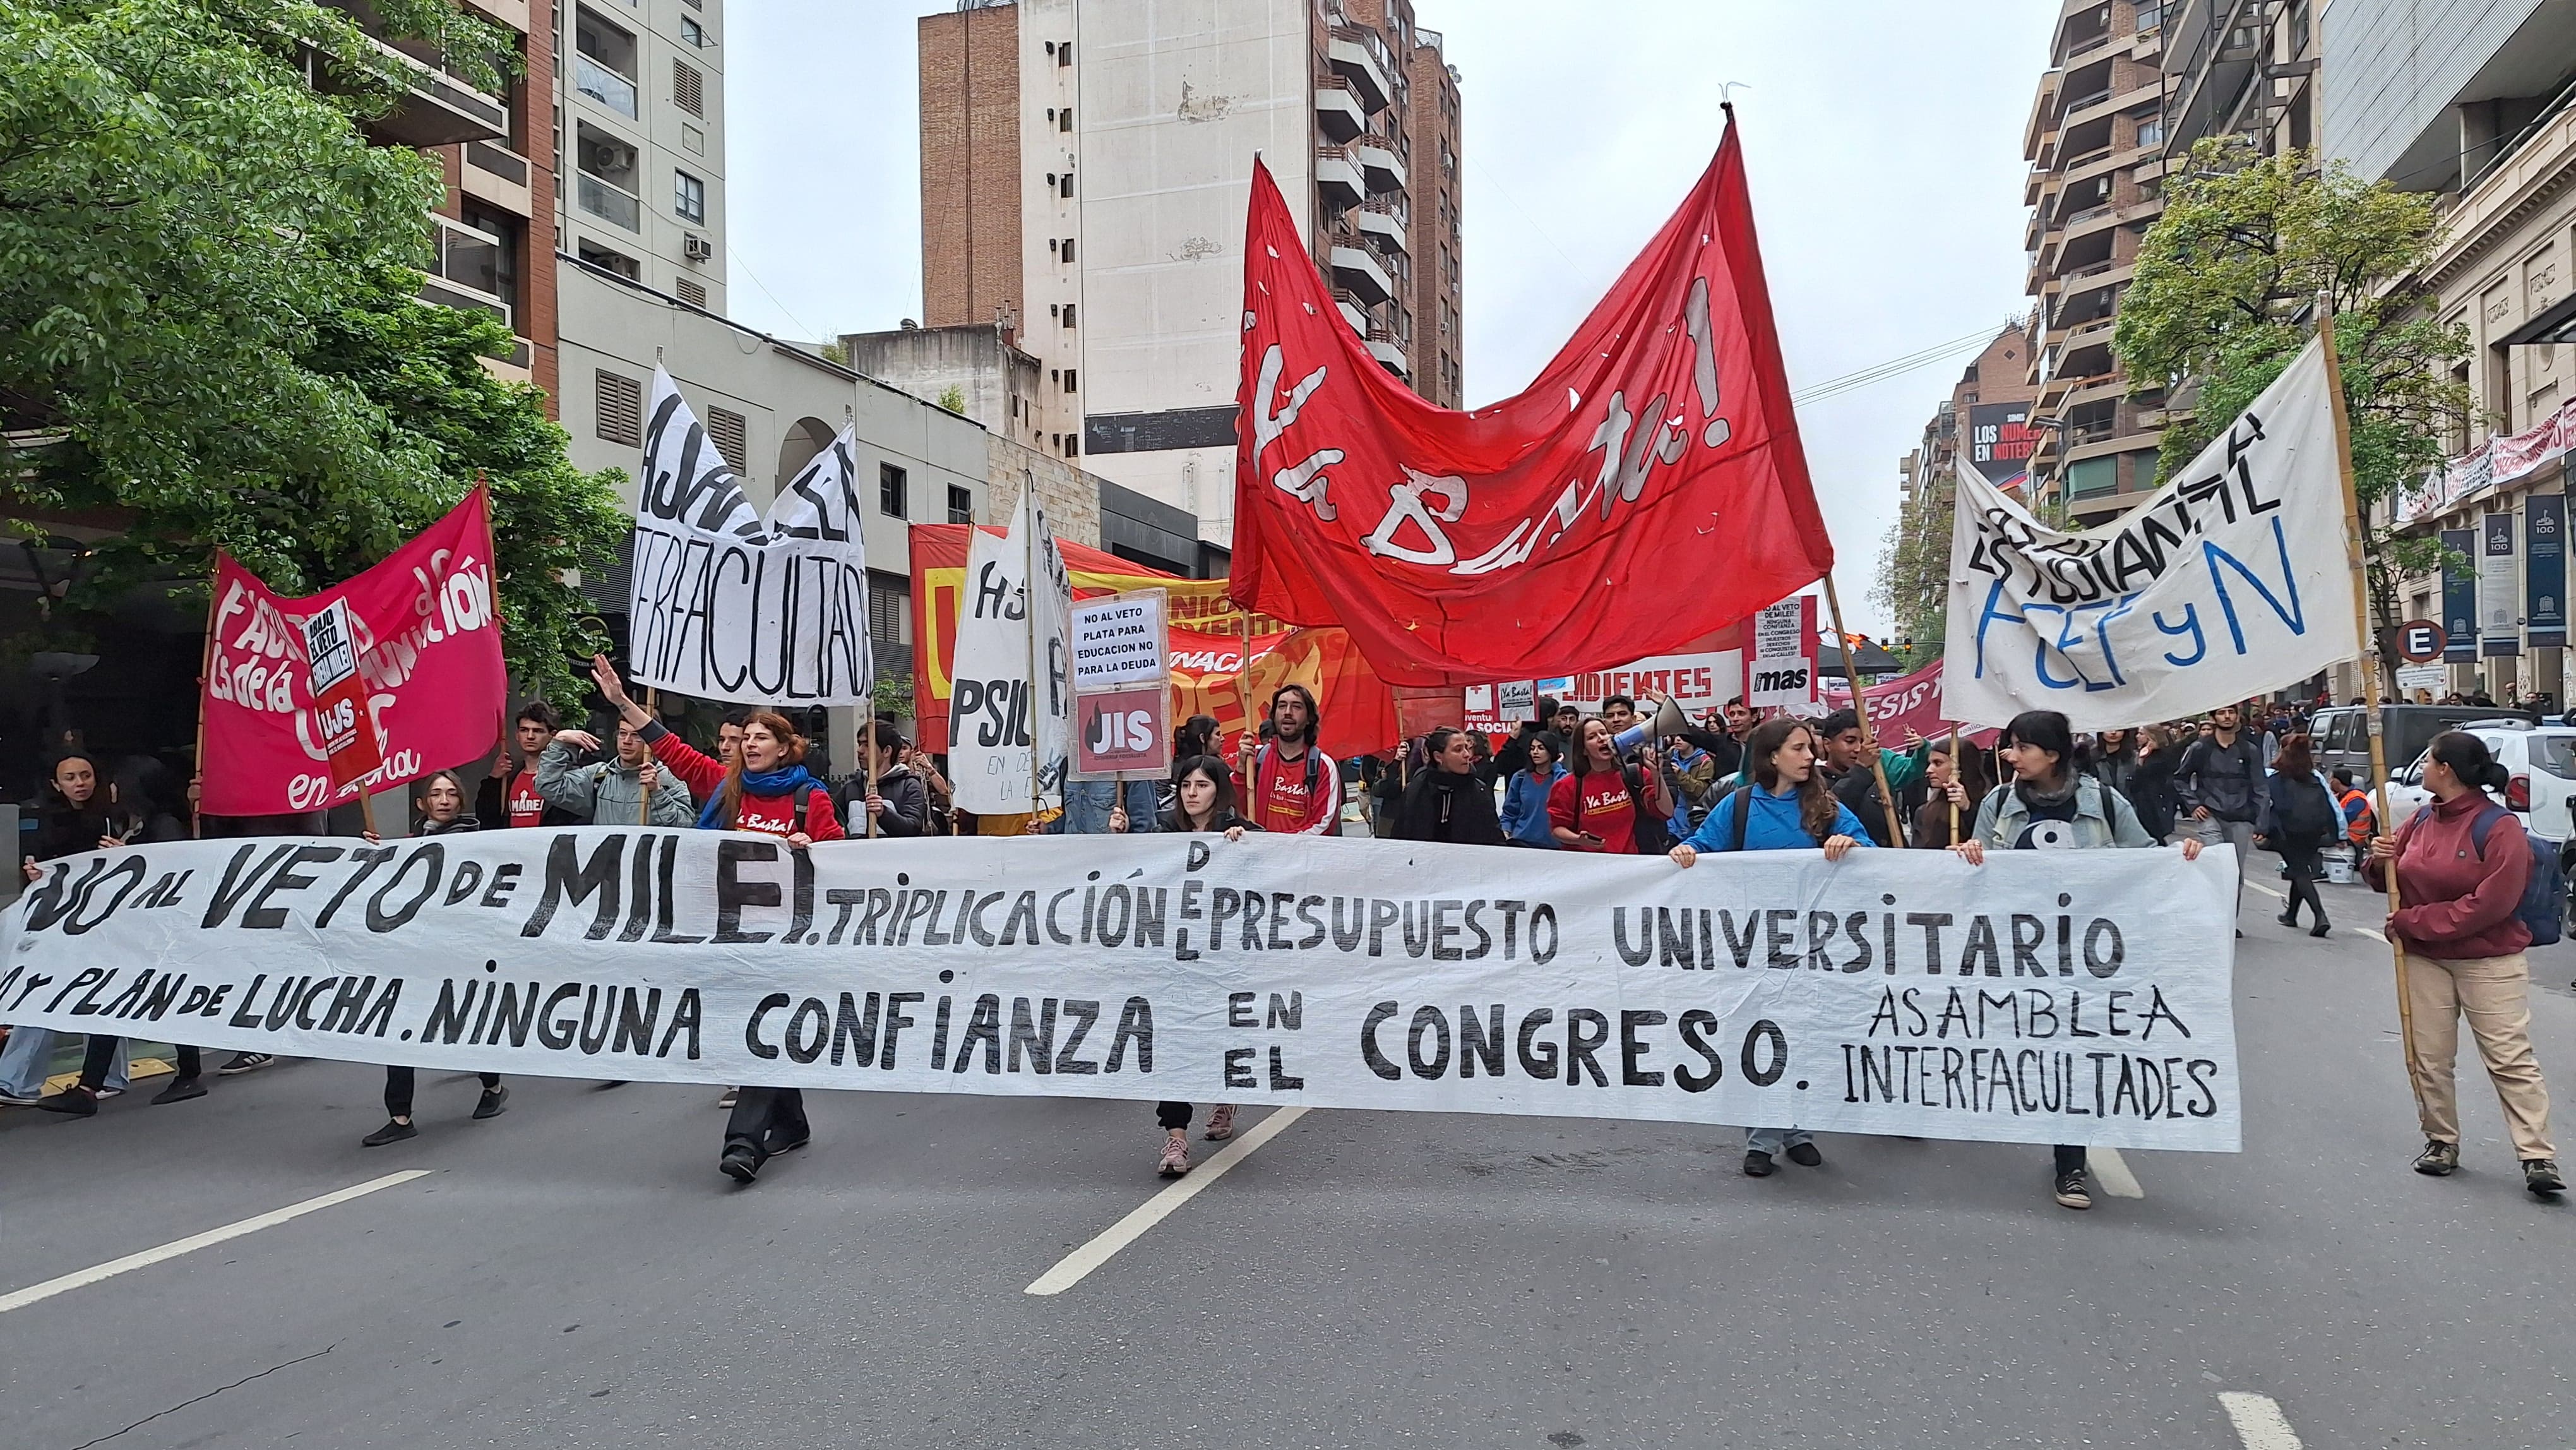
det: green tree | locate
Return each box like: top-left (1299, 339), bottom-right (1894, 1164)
top-left (0, 0), bottom-right (620, 707)
top-left (2114, 138), bottom-right (2474, 671)
top-left (1871, 472), bottom-right (1950, 671)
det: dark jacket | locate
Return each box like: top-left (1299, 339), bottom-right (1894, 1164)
top-left (419, 815), bottom-right (482, 836)
top-left (2263, 769), bottom-right (2339, 853)
top-left (2089, 740), bottom-right (2139, 803)
top-left (1392, 769), bottom-right (1506, 846)
top-left (29, 801), bottom-right (114, 861)
top-left (2126, 745), bottom-right (2185, 840)
top-left (1907, 788), bottom-right (1985, 849)
top-left (2174, 733), bottom-right (2269, 826)
top-left (837, 764), bottom-right (931, 838)
top-left (1155, 807), bottom-right (1258, 834)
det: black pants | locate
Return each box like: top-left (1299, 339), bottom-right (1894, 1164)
top-left (725, 1086), bottom-right (808, 1162)
top-left (385, 1065), bottom-right (499, 1118)
top-left (1157, 1100), bottom-right (1191, 1130)
top-left (77, 1037), bottom-right (200, 1091)
top-left (2280, 844), bottom-right (2327, 924)
top-left (2054, 1144), bottom-right (2087, 1175)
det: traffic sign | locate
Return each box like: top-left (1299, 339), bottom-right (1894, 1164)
top-left (2394, 620), bottom-right (2447, 663)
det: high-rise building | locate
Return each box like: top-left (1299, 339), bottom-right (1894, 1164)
top-left (1883, 319), bottom-right (2039, 650)
top-left (914, 0), bottom-right (1462, 566)
top-left (556, 0), bottom-right (728, 315)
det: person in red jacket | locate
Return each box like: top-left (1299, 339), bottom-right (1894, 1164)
top-left (1236, 684), bottom-right (1341, 836)
top-left (591, 656), bottom-right (844, 1183)
top-left (2366, 731), bottom-right (2561, 1197)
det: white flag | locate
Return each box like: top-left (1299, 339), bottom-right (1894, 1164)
top-left (626, 368), bottom-right (872, 707)
top-left (949, 483), bottom-right (1073, 814)
top-left (1943, 337), bottom-right (2357, 729)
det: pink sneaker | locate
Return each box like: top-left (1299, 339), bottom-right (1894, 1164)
top-left (1157, 1134), bottom-right (1191, 1178)
top-left (1203, 1104), bottom-right (1237, 1141)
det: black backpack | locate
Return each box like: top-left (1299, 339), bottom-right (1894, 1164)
top-left (2275, 774), bottom-right (2337, 848)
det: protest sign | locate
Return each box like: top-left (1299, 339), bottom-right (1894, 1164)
top-left (1228, 121), bottom-right (1834, 686)
top-left (1945, 337), bottom-right (2358, 729)
top-left (1071, 590), bottom-right (1167, 692)
top-left (626, 368), bottom-right (871, 707)
top-left (298, 598), bottom-right (382, 791)
top-left (202, 488), bottom-right (504, 816)
top-left (1746, 596), bottom-right (1818, 712)
top-left (1075, 686), bottom-right (1172, 778)
top-left (949, 488), bottom-right (1073, 813)
top-left (1822, 660), bottom-right (1998, 748)
top-left (0, 831), bottom-right (2241, 1151)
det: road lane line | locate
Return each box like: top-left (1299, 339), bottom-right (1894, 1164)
top-left (1026, 1108), bottom-right (1308, 1297)
top-left (0, 1170), bottom-right (432, 1314)
top-left (2248, 883), bottom-right (2286, 899)
top-left (2358, 927), bottom-right (2388, 944)
top-left (2090, 1146), bottom-right (2145, 1198)
top-left (2217, 1391), bottom-right (2304, 1448)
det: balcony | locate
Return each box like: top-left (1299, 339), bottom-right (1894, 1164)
top-left (1366, 329), bottom-right (1407, 375)
top-left (1355, 201), bottom-right (1407, 253)
top-left (576, 172), bottom-right (641, 231)
top-left (1315, 78), bottom-right (1366, 143)
top-left (1354, 137), bottom-right (1405, 193)
top-left (1333, 289), bottom-right (1369, 335)
top-left (1327, 25), bottom-right (1393, 112)
top-left (310, 9), bottom-right (508, 147)
top-left (1315, 145), bottom-right (1363, 212)
top-left (573, 52), bottom-right (638, 119)
top-left (1330, 240), bottom-right (1393, 306)
top-left (421, 218), bottom-right (512, 330)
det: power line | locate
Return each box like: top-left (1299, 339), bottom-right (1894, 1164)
top-left (1789, 324), bottom-right (2009, 407)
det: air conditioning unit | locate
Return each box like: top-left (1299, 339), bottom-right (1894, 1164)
top-left (683, 232), bottom-right (713, 263)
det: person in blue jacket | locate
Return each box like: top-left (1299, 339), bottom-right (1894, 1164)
top-left (1498, 730), bottom-right (1568, 847)
top-left (1667, 715), bottom-right (1872, 1178)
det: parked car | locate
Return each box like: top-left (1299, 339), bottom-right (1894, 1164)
top-left (2311, 704), bottom-right (2537, 788)
top-left (2378, 725), bottom-right (2576, 842)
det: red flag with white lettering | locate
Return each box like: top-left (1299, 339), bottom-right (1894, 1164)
top-left (1229, 115), bottom-right (1832, 686)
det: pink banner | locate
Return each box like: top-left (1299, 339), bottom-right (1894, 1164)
top-left (1822, 661), bottom-right (1998, 748)
top-left (202, 488), bottom-right (507, 815)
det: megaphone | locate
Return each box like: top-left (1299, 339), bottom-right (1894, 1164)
top-left (1649, 695), bottom-right (1689, 740)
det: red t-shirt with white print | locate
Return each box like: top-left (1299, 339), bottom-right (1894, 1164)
top-left (508, 770), bottom-right (546, 829)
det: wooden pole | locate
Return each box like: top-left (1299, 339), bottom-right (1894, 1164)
top-left (1024, 529), bottom-right (1046, 825)
top-left (638, 687), bottom-right (659, 825)
top-left (191, 571), bottom-right (217, 839)
top-left (1819, 575), bottom-right (1909, 848)
top-left (1946, 723), bottom-right (1962, 847)
top-left (1235, 610), bottom-right (1257, 755)
top-left (2317, 303), bottom-right (2424, 1101)
top-left (863, 710), bottom-right (880, 839)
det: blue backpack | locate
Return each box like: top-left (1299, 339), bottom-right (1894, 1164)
top-left (2468, 803), bottom-right (2564, 947)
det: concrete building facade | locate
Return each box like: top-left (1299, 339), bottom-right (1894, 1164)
top-left (1885, 320), bottom-right (2041, 650)
top-left (558, 0), bottom-right (728, 315)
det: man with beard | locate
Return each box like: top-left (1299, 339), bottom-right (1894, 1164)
top-left (1237, 684), bottom-right (1342, 835)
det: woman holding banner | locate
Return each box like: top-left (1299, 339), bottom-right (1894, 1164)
top-left (591, 656), bottom-right (845, 1185)
top-left (1667, 716), bottom-right (1871, 1177)
top-left (1111, 756), bottom-right (1253, 1176)
top-left (360, 770), bottom-right (507, 1145)
top-left (1951, 710), bottom-right (2202, 1211)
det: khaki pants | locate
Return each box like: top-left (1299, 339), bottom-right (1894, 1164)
top-left (2406, 951), bottom-right (2556, 1160)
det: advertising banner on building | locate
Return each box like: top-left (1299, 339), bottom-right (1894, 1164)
top-left (0, 830), bottom-right (2241, 1151)
top-left (2479, 510), bottom-right (2520, 657)
top-left (2442, 527), bottom-right (2481, 663)
top-left (1967, 402), bottom-right (2039, 493)
top-left (2527, 493), bottom-right (2567, 650)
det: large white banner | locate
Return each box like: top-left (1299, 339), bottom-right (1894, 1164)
top-left (0, 832), bottom-right (2242, 1151)
top-left (949, 486), bottom-right (1073, 814)
top-left (627, 368), bottom-right (873, 706)
top-left (1945, 339), bottom-right (2358, 729)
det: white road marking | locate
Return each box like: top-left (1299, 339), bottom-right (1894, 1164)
top-left (2248, 882), bottom-right (2286, 900)
top-left (2218, 1391), bottom-right (2305, 1448)
top-left (1025, 1107), bottom-right (1308, 1297)
top-left (2358, 927), bottom-right (2388, 944)
top-left (2090, 1146), bottom-right (2145, 1198)
top-left (0, 1170), bottom-right (431, 1314)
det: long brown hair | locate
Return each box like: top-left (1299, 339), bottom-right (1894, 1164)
top-left (718, 710), bottom-right (808, 827)
top-left (1746, 716), bottom-right (1838, 844)
top-left (2273, 731), bottom-right (2317, 778)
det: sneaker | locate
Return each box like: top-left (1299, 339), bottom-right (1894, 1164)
top-left (362, 1119), bottom-right (418, 1147)
top-left (1158, 1134), bottom-right (1192, 1178)
top-left (1203, 1103), bottom-right (1237, 1141)
top-left (0, 1089), bottom-right (44, 1108)
top-left (2414, 1139), bottom-right (2460, 1176)
top-left (35, 1086), bottom-right (98, 1117)
top-left (765, 1129), bottom-right (810, 1157)
top-left (717, 1087), bottom-right (739, 1109)
top-left (1743, 1149), bottom-right (1776, 1177)
top-left (150, 1076), bottom-right (206, 1106)
top-left (217, 1052), bottom-right (275, 1076)
top-left (472, 1084), bottom-right (509, 1120)
top-left (1785, 1141), bottom-right (1823, 1168)
top-left (2525, 1158), bottom-right (2566, 1195)
top-left (93, 1084), bottom-right (124, 1099)
top-left (2054, 1170), bottom-right (2092, 1210)
top-left (719, 1144), bottom-right (760, 1183)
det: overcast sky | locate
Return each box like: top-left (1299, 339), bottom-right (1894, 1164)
top-left (725, 0), bottom-right (2060, 636)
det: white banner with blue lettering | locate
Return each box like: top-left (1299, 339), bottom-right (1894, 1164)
top-left (1944, 339), bottom-right (2356, 730)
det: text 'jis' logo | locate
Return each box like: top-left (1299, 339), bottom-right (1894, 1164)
top-left (1245, 275), bottom-right (1736, 575)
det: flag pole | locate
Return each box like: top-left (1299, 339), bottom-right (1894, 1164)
top-left (191, 568), bottom-right (217, 839)
top-left (1946, 724), bottom-right (1961, 847)
top-left (2317, 299), bottom-right (2423, 1104)
top-left (639, 687), bottom-right (659, 825)
top-left (1819, 574), bottom-right (1907, 847)
top-left (864, 705), bottom-right (880, 840)
top-left (1023, 500), bottom-right (1046, 826)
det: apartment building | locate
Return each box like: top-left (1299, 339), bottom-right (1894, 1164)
top-left (2326, 0), bottom-right (2576, 703)
top-left (2020, 0), bottom-right (2174, 527)
top-left (1885, 320), bottom-right (2039, 647)
top-left (558, 0), bottom-right (728, 315)
top-left (913, 0), bottom-right (1463, 564)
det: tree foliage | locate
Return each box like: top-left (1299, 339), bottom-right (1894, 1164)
top-left (2114, 138), bottom-right (2474, 668)
top-left (1871, 473), bottom-right (1950, 670)
top-left (0, 0), bottom-right (623, 709)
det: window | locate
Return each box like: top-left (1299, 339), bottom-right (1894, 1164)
top-left (1059, 108), bottom-right (1073, 133)
top-left (595, 369), bottom-right (643, 446)
top-left (706, 406), bottom-right (747, 472)
top-left (1061, 304), bottom-right (1076, 329)
top-left (1059, 171), bottom-right (1074, 198)
top-left (880, 462), bottom-right (908, 517)
top-left (2135, 112), bottom-right (2164, 148)
top-left (1061, 236), bottom-right (1075, 263)
top-left (681, 121), bottom-right (704, 155)
top-left (573, 8), bottom-right (639, 117)
top-left (1064, 433), bottom-right (1078, 458)
top-left (575, 121), bottom-right (640, 229)
top-left (672, 59), bottom-right (704, 117)
top-left (576, 237), bottom-right (640, 279)
top-left (947, 485), bottom-right (974, 524)
top-left (674, 170), bottom-right (705, 223)
top-left (676, 277), bottom-right (707, 308)
top-left (1056, 41), bottom-right (1072, 66)
top-left (868, 575), bottom-right (907, 642)
top-left (679, 15), bottom-right (705, 46)
top-left (1063, 369), bottom-right (1077, 393)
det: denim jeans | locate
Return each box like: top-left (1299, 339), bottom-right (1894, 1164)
top-left (0, 1027), bottom-right (129, 1098)
top-left (1745, 1125), bottom-right (1811, 1155)
top-left (1057, 777), bottom-right (1160, 834)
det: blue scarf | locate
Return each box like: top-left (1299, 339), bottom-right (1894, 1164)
top-left (698, 764), bottom-right (819, 830)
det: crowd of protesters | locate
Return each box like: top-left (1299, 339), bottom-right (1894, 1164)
top-left (3, 672), bottom-right (2559, 1209)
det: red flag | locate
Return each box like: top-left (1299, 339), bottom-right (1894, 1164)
top-left (201, 488), bottom-right (506, 816)
top-left (1229, 116), bottom-right (1832, 686)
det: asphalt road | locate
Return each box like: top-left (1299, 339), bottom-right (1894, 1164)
top-left (4, 863), bottom-right (2571, 1450)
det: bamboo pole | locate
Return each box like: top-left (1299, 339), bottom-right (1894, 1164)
top-left (1946, 724), bottom-right (1962, 847)
top-left (864, 710), bottom-right (881, 840)
top-left (1819, 575), bottom-right (1908, 848)
top-left (191, 573), bottom-right (217, 839)
top-left (2317, 303), bottom-right (2423, 1103)
top-left (639, 688), bottom-right (659, 825)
